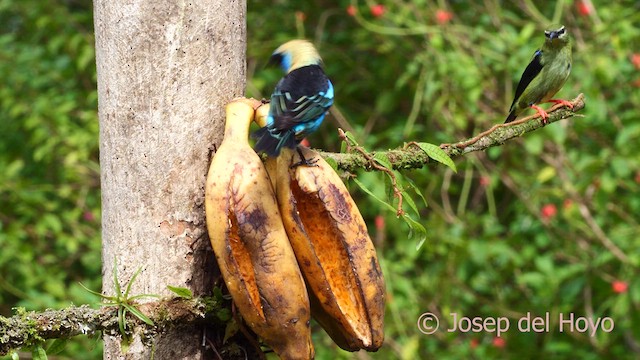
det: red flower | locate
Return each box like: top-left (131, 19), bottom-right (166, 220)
top-left (375, 215), bottom-right (385, 231)
top-left (346, 5), bottom-right (357, 17)
top-left (492, 337), bottom-right (506, 348)
top-left (479, 176), bottom-right (490, 187)
top-left (540, 204), bottom-right (557, 220)
top-left (300, 138), bottom-right (311, 147)
top-left (470, 338), bottom-right (479, 349)
top-left (612, 280), bottom-right (628, 294)
top-left (435, 9), bottom-right (453, 24)
top-left (295, 11), bottom-right (306, 22)
top-left (575, 1), bottom-right (591, 16)
top-left (635, 171), bottom-right (640, 184)
top-left (632, 53), bottom-right (640, 70)
top-left (83, 211), bottom-right (95, 222)
top-left (370, 4), bottom-right (385, 18)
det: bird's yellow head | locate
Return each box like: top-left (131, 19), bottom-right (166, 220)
top-left (544, 25), bottom-right (569, 46)
top-left (269, 39), bottom-right (322, 73)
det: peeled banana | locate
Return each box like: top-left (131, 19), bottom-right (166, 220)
top-left (250, 100), bottom-right (388, 353)
top-left (205, 99), bottom-right (313, 360)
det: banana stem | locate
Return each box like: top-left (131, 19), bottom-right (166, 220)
top-left (223, 99), bottom-right (261, 141)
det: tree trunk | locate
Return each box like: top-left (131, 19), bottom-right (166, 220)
top-left (94, 1), bottom-right (245, 358)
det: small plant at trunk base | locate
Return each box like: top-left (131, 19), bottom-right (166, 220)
top-left (80, 259), bottom-right (159, 349)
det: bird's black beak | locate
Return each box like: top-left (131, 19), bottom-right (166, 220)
top-left (268, 53), bottom-right (283, 68)
top-left (546, 26), bottom-right (565, 41)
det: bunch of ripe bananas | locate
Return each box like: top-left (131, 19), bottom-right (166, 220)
top-left (205, 98), bottom-right (385, 359)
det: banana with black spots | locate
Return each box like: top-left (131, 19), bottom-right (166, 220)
top-left (205, 99), bottom-right (313, 359)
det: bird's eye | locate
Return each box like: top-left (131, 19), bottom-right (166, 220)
top-left (544, 31), bottom-right (551, 38)
top-left (557, 27), bottom-right (565, 35)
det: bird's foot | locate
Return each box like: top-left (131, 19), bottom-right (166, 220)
top-left (290, 147), bottom-right (319, 168)
top-left (547, 99), bottom-right (574, 110)
top-left (531, 104), bottom-right (550, 125)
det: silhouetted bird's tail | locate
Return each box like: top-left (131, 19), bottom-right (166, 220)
top-left (252, 127), bottom-right (296, 157)
top-left (504, 111), bottom-right (517, 123)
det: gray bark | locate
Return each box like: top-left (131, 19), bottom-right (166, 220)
top-left (94, 1), bottom-right (246, 358)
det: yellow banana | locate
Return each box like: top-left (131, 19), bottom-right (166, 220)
top-left (205, 99), bottom-right (313, 360)
top-left (254, 117), bottom-right (385, 352)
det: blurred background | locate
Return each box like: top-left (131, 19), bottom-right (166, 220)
top-left (1, 0), bottom-right (639, 358)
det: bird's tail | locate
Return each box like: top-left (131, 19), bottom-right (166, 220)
top-left (504, 111), bottom-right (517, 123)
top-left (252, 127), bottom-right (296, 157)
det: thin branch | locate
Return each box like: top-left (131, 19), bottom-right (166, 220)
top-left (338, 129), bottom-right (405, 216)
top-left (321, 94), bottom-right (586, 172)
top-left (575, 200), bottom-right (629, 263)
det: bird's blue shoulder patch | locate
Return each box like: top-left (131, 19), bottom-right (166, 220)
top-left (323, 80), bottom-right (334, 99)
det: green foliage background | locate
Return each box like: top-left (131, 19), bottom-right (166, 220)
top-left (1, 0), bottom-right (639, 359)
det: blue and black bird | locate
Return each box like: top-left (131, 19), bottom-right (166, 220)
top-left (252, 40), bottom-right (334, 161)
top-left (505, 25), bottom-right (572, 124)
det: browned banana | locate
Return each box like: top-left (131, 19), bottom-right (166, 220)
top-left (205, 99), bottom-right (313, 359)
top-left (273, 145), bottom-right (386, 352)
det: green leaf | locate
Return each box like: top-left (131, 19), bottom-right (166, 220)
top-left (401, 189), bottom-right (420, 217)
top-left (352, 178), bottom-right (396, 213)
top-left (167, 285), bottom-right (193, 299)
top-left (124, 266), bottom-right (144, 298)
top-left (113, 258), bottom-right (121, 296)
top-left (535, 256), bottom-right (554, 275)
top-left (518, 272), bottom-right (546, 289)
top-left (403, 214), bottom-right (428, 250)
top-left (324, 156), bottom-right (338, 172)
top-left (611, 157), bottom-right (631, 177)
top-left (46, 339), bottom-right (67, 355)
top-left (223, 318), bottom-right (240, 343)
top-left (118, 306), bottom-right (126, 335)
top-left (415, 142), bottom-right (457, 172)
top-left (79, 282), bottom-right (112, 301)
top-left (373, 152), bottom-right (393, 170)
top-left (383, 172), bottom-right (394, 200)
top-left (343, 131), bottom-right (360, 147)
top-left (124, 303), bottom-right (155, 326)
top-left (11, 351), bottom-right (20, 360)
top-left (217, 307), bottom-right (232, 322)
top-left (403, 175), bottom-right (428, 207)
top-left (537, 166), bottom-right (556, 183)
top-left (77, 45), bottom-right (95, 71)
top-left (128, 293), bottom-right (160, 301)
top-left (400, 336), bottom-right (421, 359)
top-left (32, 345), bottom-right (48, 360)
top-left (340, 139), bottom-right (347, 153)
top-left (212, 286), bottom-right (224, 300)
top-left (5, 159), bottom-right (24, 178)
top-left (120, 333), bottom-right (131, 353)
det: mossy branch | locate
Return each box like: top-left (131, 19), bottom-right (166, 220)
top-left (0, 297), bottom-right (228, 356)
top-left (321, 94), bottom-right (585, 172)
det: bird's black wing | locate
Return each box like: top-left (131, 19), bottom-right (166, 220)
top-left (270, 65), bottom-right (332, 131)
top-left (509, 49), bottom-right (544, 111)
